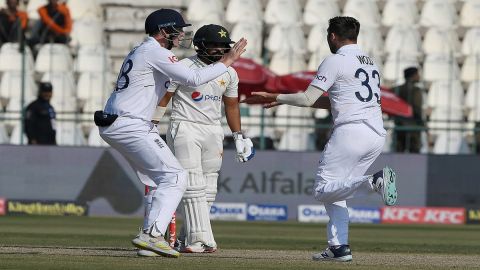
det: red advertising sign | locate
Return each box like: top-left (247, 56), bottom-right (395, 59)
top-left (381, 207), bottom-right (465, 225)
top-left (0, 198), bottom-right (6, 216)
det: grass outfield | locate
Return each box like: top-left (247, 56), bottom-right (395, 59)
top-left (0, 216), bottom-right (479, 270)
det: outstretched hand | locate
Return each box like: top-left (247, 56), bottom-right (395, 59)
top-left (239, 92), bottom-right (280, 108)
top-left (220, 38), bottom-right (247, 67)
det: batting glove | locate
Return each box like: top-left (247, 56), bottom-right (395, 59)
top-left (233, 132), bottom-right (255, 162)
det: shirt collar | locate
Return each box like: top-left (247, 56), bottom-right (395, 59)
top-left (336, 44), bottom-right (360, 54)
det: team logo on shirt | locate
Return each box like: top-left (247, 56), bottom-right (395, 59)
top-left (315, 75), bottom-right (327, 82)
top-left (192, 91), bottom-right (204, 102)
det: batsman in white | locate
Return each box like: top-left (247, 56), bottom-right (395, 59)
top-left (242, 16), bottom-right (398, 262)
top-left (96, 9), bottom-right (247, 258)
top-left (138, 24), bottom-right (254, 256)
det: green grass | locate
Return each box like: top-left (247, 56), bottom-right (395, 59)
top-left (0, 216), bottom-right (479, 270)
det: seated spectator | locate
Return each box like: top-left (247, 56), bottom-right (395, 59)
top-left (0, 0), bottom-right (28, 44)
top-left (29, 0), bottom-right (72, 46)
top-left (393, 67), bottom-right (425, 153)
top-left (24, 82), bottom-right (56, 145)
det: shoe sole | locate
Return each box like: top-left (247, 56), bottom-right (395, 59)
top-left (312, 254), bottom-right (353, 262)
top-left (132, 239), bottom-right (180, 258)
top-left (383, 166), bottom-right (398, 206)
top-left (137, 249), bottom-right (159, 257)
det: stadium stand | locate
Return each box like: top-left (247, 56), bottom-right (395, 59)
top-left (0, 0), bottom-right (478, 153)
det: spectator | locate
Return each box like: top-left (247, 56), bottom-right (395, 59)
top-left (29, 0), bottom-right (72, 46)
top-left (393, 67), bottom-right (425, 153)
top-left (0, 0), bottom-right (28, 44)
top-left (24, 82), bottom-right (56, 145)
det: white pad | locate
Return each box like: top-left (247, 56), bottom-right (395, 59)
top-left (182, 171), bottom-right (211, 246)
top-left (205, 172), bottom-right (218, 208)
top-left (204, 172), bottom-right (218, 247)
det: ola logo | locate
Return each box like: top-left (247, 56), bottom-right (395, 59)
top-left (191, 91), bottom-right (203, 102)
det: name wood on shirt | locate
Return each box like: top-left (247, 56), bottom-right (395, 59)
top-left (356, 55), bottom-right (374, 65)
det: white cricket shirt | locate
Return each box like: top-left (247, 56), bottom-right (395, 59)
top-left (310, 44), bottom-right (386, 135)
top-left (167, 56), bottom-right (239, 126)
top-left (104, 37), bottom-right (228, 121)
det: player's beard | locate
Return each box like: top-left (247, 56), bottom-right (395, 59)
top-left (197, 48), bottom-right (227, 64)
top-left (327, 39), bottom-right (337, 54)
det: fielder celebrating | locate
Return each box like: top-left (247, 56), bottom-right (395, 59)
top-left (138, 24), bottom-right (254, 256)
top-left (242, 17), bottom-right (397, 262)
top-left (97, 9), bottom-right (247, 258)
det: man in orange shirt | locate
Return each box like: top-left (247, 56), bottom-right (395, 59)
top-left (0, 0), bottom-right (28, 44)
top-left (30, 0), bottom-right (72, 45)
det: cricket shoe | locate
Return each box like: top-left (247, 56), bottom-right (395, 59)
top-left (178, 241), bottom-right (217, 253)
top-left (131, 231), bottom-right (180, 258)
top-left (312, 245), bottom-right (352, 262)
top-left (137, 249), bottom-right (159, 257)
top-left (372, 166), bottom-right (398, 206)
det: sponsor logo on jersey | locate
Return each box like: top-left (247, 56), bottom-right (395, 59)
top-left (381, 207), bottom-right (465, 225)
top-left (247, 204), bottom-right (287, 221)
top-left (191, 91), bottom-right (204, 101)
top-left (210, 202), bottom-right (247, 221)
top-left (315, 75), bottom-right (327, 82)
top-left (191, 91), bottom-right (222, 102)
top-left (164, 81), bottom-right (170, 89)
top-left (298, 205), bottom-right (380, 223)
top-left (168, 55), bottom-right (178, 63)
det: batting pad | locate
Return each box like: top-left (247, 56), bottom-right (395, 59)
top-left (205, 172), bottom-right (218, 208)
top-left (204, 172), bottom-right (218, 247)
top-left (182, 170), bottom-right (211, 245)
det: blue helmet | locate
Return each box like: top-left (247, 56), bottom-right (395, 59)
top-left (145, 9), bottom-right (191, 35)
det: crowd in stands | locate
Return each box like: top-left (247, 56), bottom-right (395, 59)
top-left (0, 0), bottom-right (479, 155)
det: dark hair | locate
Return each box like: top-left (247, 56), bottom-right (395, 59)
top-left (39, 82), bottom-right (53, 93)
top-left (327, 16), bottom-right (360, 41)
top-left (404, 67), bottom-right (418, 80)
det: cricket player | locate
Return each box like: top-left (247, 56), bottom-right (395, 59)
top-left (96, 9), bottom-right (247, 258)
top-left (137, 24), bottom-right (254, 256)
top-left (241, 16), bottom-right (398, 262)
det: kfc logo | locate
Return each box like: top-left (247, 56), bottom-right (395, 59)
top-left (381, 207), bottom-right (465, 225)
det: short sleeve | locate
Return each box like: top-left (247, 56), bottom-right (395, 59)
top-left (309, 55), bottom-right (339, 92)
top-left (224, 68), bottom-right (239, 98)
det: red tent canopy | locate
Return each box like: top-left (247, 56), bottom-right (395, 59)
top-left (231, 58), bottom-right (276, 95)
top-left (263, 71), bottom-right (413, 118)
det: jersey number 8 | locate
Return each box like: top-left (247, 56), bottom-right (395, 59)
top-left (115, 59), bottom-right (133, 91)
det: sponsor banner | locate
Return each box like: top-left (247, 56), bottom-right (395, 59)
top-left (298, 205), bottom-right (329, 223)
top-left (349, 207), bottom-right (381, 223)
top-left (210, 202), bottom-right (247, 221)
top-left (0, 198), bottom-right (6, 216)
top-left (7, 200), bottom-right (89, 216)
top-left (381, 207), bottom-right (465, 225)
top-left (466, 208), bottom-right (480, 224)
top-left (247, 204), bottom-right (288, 221)
top-left (298, 205), bottom-right (380, 223)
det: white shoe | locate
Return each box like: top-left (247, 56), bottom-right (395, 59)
top-left (137, 249), bottom-right (159, 257)
top-left (131, 231), bottom-right (180, 258)
top-left (179, 241), bottom-right (217, 253)
top-left (372, 166), bottom-right (398, 206)
top-left (312, 245), bottom-right (352, 262)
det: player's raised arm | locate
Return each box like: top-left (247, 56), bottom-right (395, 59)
top-left (149, 39), bottom-right (247, 88)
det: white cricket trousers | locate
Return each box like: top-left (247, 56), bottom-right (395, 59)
top-left (314, 121), bottom-right (385, 246)
top-left (167, 120), bottom-right (224, 247)
top-left (99, 117), bottom-right (187, 235)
